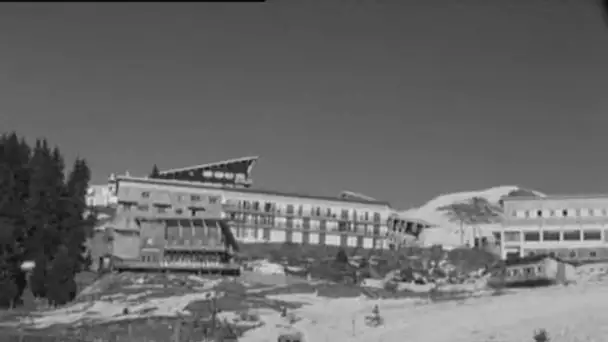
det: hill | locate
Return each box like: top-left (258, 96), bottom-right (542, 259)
top-left (397, 186), bottom-right (544, 248)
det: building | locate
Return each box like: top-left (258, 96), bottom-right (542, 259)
top-left (500, 194), bottom-right (608, 262)
top-left (385, 214), bottom-right (435, 249)
top-left (490, 255), bottom-right (576, 287)
top-left (94, 177), bottom-right (240, 274)
top-left (89, 156), bottom-right (422, 250)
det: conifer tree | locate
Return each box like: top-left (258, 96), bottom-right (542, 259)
top-left (46, 246), bottom-right (77, 306)
top-left (62, 158), bottom-right (92, 272)
top-left (149, 164), bottom-right (160, 178)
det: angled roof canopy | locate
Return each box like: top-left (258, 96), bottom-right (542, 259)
top-left (152, 156), bottom-right (259, 188)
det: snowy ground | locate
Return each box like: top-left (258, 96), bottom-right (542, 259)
top-left (241, 283), bottom-right (608, 342)
top-left (4, 262), bottom-right (608, 341)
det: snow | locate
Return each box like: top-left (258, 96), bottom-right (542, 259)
top-left (248, 260), bottom-right (285, 275)
top-left (240, 282), bottom-right (608, 342)
top-left (397, 186), bottom-right (545, 247)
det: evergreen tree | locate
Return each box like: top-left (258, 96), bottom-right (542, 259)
top-left (0, 222), bottom-right (19, 308)
top-left (46, 246), bottom-right (77, 306)
top-left (149, 164), bottom-right (160, 178)
top-left (61, 158), bottom-right (92, 272)
top-left (335, 248), bottom-right (349, 264)
top-left (29, 255), bottom-right (47, 299)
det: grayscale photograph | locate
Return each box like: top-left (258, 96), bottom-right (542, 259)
top-left (1, 1), bottom-right (608, 341)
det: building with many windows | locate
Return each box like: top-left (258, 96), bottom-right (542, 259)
top-left (501, 194), bottom-right (608, 262)
top-left (89, 156), bottom-right (424, 250)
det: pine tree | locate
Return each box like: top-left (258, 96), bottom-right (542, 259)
top-left (335, 248), bottom-right (349, 264)
top-left (61, 158), bottom-right (92, 272)
top-left (0, 222), bottom-right (20, 308)
top-left (29, 255), bottom-right (47, 299)
top-left (149, 164), bottom-right (160, 178)
top-left (0, 133), bottom-right (29, 307)
top-left (46, 246), bottom-right (77, 306)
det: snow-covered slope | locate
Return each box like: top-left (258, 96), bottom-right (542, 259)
top-left (398, 186), bottom-right (545, 247)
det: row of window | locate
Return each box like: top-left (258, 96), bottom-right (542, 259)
top-left (506, 265), bottom-right (544, 278)
top-left (122, 203), bottom-right (208, 216)
top-left (140, 191), bottom-right (220, 204)
top-left (229, 213), bottom-right (383, 235)
top-left (512, 208), bottom-right (608, 218)
top-left (227, 199), bottom-right (382, 222)
top-left (503, 229), bottom-right (605, 243)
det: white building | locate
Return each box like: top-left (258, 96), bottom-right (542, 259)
top-left (501, 194), bottom-right (608, 261)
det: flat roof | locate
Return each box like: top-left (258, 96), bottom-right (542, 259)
top-left (503, 194), bottom-right (608, 202)
top-left (116, 176), bottom-right (392, 206)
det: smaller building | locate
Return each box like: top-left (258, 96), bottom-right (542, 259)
top-left (492, 255), bottom-right (577, 287)
top-left (385, 214), bottom-right (435, 249)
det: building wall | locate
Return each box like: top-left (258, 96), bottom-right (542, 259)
top-left (114, 177), bottom-right (393, 249)
top-left (501, 195), bottom-right (608, 260)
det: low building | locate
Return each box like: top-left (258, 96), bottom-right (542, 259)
top-left (385, 214), bottom-right (435, 249)
top-left (492, 255), bottom-right (577, 286)
top-left (500, 194), bottom-right (608, 262)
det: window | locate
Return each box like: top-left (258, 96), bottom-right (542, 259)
top-left (209, 196), bottom-right (219, 204)
top-left (575, 209), bottom-right (581, 216)
top-left (569, 250), bottom-right (577, 258)
top-left (157, 206), bottom-right (167, 214)
top-left (191, 195), bottom-right (201, 202)
top-left (503, 231), bottom-right (521, 242)
top-left (373, 212), bottom-right (381, 222)
top-left (590, 251), bottom-right (598, 258)
top-left (524, 210), bottom-right (530, 218)
top-left (537, 210), bottom-right (543, 217)
top-left (549, 209), bottom-right (556, 217)
top-left (589, 209), bottom-right (595, 216)
top-left (136, 204), bottom-right (149, 212)
top-left (583, 230), bottom-right (602, 241)
top-left (524, 232), bottom-right (540, 242)
top-left (253, 201), bottom-right (260, 211)
top-left (563, 230), bottom-right (581, 241)
top-left (326, 208), bottom-right (332, 217)
top-left (297, 205), bottom-right (303, 216)
top-left (175, 208), bottom-right (183, 215)
top-left (364, 212), bottom-right (370, 221)
top-left (286, 205), bottom-right (294, 214)
top-left (315, 207), bottom-right (321, 216)
top-left (264, 202), bottom-right (273, 213)
top-left (141, 191), bottom-right (150, 198)
top-left (603, 209), bottom-right (608, 216)
top-left (341, 209), bottom-right (349, 220)
top-left (511, 210), bottom-right (517, 217)
top-left (562, 209), bottom-right (568, 217)
top-left (542, 231), bottom-right (560, 241)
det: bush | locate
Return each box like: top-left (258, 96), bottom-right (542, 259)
top-left (533, 329), bottom-right (549, 342)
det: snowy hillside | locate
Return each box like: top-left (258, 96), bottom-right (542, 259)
top-left (398, 186), bottom-right (545, 247)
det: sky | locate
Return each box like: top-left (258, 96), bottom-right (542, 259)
top-left (1, 1), bottom-right (608, 210)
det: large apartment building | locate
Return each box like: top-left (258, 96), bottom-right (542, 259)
top-left (501, 194), bottom-right (608, 262)
top-left (89, 156), bottom-right (423, 250)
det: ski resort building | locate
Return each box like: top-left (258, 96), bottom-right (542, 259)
top-left (89, 156), bottom-right (417, 250)
top-left (501, 194), bottom-right (608, 262)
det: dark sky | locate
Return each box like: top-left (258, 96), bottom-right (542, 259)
top-left (1, 1), bottom-right (607, 209)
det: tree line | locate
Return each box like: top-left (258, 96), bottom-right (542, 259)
top-left (0, 132), bottom-right (95, 308)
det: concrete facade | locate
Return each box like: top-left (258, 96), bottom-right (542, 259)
top-left (501, 195), bottom-right (608, 261)
top-left (112, 176), bottom-right (394, 249)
